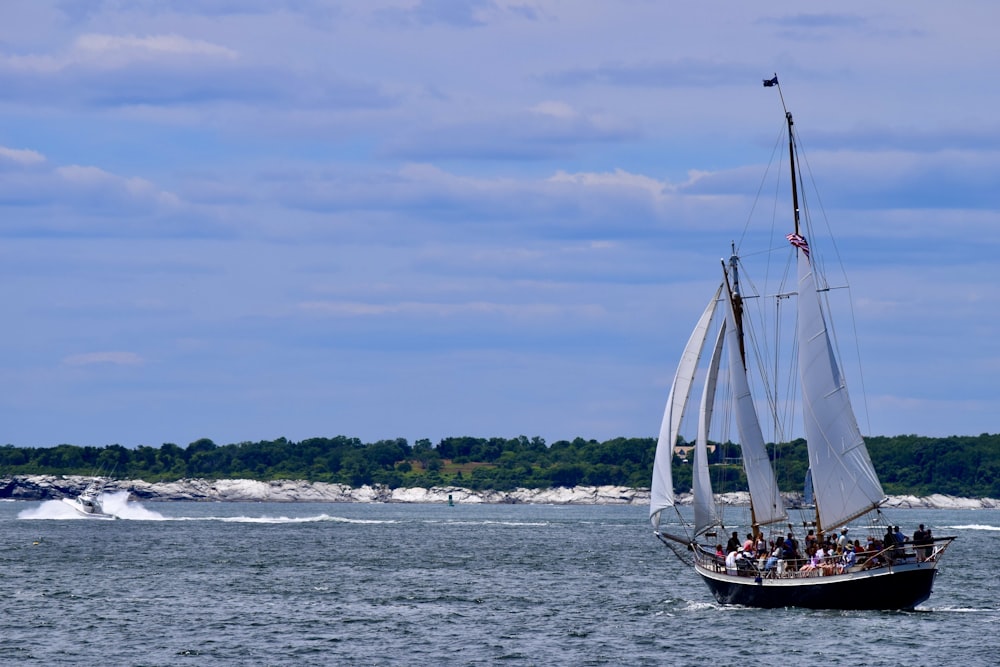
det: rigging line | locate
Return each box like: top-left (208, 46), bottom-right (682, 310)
top-left (774, 291), bottom-right (799, 448)
top-left (737, 120), bottom-right (787, 253)
top-left (847, 294), bottom-right (873, 436)
top-left (754, 129), bottom-right (786, 420)
top-left (795, 134), bottom-right (874, 436)
top-left (773, 294), bottom-right (781, 449)
top-left (769, 293), bottom-right (787, 481)
top-left (771, 242), bottom-right (800, 447)
top-left (783, 300), bottom-right (801, 454)
top-left (739, 132), bottom-right (797, 448)
top-left (763, 112), bottom-right (787, 302)
top-left (713, 356), bottom-right (735, 528)
top-left (735, 257), bottom-right (786, 446)
top-left (777, 248), bottom-right (799, 457)
top-left (743, 320), bottom-right (777, 439)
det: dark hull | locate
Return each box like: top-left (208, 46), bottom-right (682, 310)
top-left (696, 563), bottom-right (938, 610)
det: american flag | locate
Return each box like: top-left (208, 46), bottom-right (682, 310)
top-left (786, 232), bottom-right (810, 256)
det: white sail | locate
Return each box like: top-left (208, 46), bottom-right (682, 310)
top-left (722, 288), bottom-right (787, 526)
top-left (794, 243), bottom-right (884, 530)
top-left (649, 286), bottom-right (722, 528)
top-left (692, 322), bottom-right (725, 537)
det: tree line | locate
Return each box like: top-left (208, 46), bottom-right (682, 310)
top-left (1, 432), bottom-right (998, 497)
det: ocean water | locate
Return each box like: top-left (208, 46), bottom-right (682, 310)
top-left (1, 497), bottom-right (997, 666)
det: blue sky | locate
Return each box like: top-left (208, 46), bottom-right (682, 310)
top-left (0, 1), bottom-right (997, 448)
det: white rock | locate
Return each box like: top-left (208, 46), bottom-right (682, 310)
top-left (2, 475), bottom-right (998, 507)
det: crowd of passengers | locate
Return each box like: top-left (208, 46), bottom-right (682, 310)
top-left (712, 523), bottom-right (937, 577)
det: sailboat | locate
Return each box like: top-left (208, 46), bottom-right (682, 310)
top-left (649, 77), bottom-right (954, 610)
top-left (800, 468), bottom-right (815, 510)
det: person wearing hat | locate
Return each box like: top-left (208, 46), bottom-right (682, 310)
top-left (837, 527), bottom-right (849, 549)
top-left (838, 543), bottom-right (857, 574)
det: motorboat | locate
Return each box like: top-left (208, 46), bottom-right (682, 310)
top-left (61, 480), bottom-right (116, 519)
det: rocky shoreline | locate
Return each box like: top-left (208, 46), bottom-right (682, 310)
top-left (2, 475), bottom-right (998, 509)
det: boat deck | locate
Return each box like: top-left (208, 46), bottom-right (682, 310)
top-left (695, 537), bottom-right (955, 581)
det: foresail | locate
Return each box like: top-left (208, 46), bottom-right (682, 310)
top-left (722, 290), bottom-right (787, 526)
top-left (794, 245), bottom-right (885, 530)
top-left (692, 322), bottom-right (725, 537)
top-left (650, 285), bottom-right (722, 528)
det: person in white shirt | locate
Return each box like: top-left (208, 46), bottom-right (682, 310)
top-left (837, 527), bottom-right (849, 549)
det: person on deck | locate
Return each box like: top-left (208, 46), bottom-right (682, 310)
top-left (883, 527), bottom-right (896, 563)
top-left (838, 545), bottom-right (857, 574)
top-left (819, 546), bottom-right (837, 576)
top-left (913, 524), bottom-right (931, 562)
top-left (852, 539), bottom-right (864, 563)
top-left (805, 529), bottom-right (817, 551)
top-left (864, 538), bottom-right (885, 569)
top-left (837, 528), bottom-right (849, 549)
top-left (893, 526), bottom-right (907, 560)
top-left (922, 527), bottom-right (934, 561)
top-left (764, 543), bottom-right (782, 573)
top-left (782, 533), bottom-right (798, 564)
top-left (725, 549), bottom-right (739, 575)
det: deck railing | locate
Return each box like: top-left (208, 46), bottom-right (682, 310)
top-left (694, 537), bottom-right (955, 580)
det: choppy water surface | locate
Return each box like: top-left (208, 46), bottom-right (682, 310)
top-left (1, 499), bottom-right (997, 665)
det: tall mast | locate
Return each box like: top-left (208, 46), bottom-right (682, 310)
top-left (766, 74), bottom-right (802, 237)
top-left (724, 242), bottom-right (745, 365)
top-left (768, 74), bottom-right (807, 530)
top-left (786, 111), bottom-right (801, 236)
top-left (721, 246), bottom-right (759, 534)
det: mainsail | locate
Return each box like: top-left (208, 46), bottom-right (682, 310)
top-left (692, 322), bottom-right (725, 537)
top-left (722, 284), bottom-right (787, 527)
top-left (649, 286), bottom-right (722, 528)
top-left (793, 238), bottom-right (884, 530)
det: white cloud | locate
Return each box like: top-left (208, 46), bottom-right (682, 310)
top-left (0, 146), bottom-right (46, 165)
top-left (63, 351), bottom-right (145, 367)
top-left (530, 100), bottom-right (577, 119)
top-left (74, 33), bottom-right (239, 61)
top-left (298, 300), bottom-right (604, 319)
top-left (548, 168), bottom-right (669, 196)
top-left (0, 33), bottom-right (239, 74)
top-left (54, 164), bottom-right (183, 209)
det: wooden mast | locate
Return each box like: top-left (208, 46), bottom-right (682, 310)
top-left (721, 248), bottom-right (759, 536)
top-left (786, 110), bottom-right (801, 238)
top-left (774, 78), bottom-right (823, 536)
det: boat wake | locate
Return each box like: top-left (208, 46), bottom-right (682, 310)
top-left (426, 520), bottom-right (549, 527)
top-left (216, 514), bottom-right (397, 524)
top-left (18, 491), bottom-right (165, 520)
top-left (158, 514), bottom-right (400, 524)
